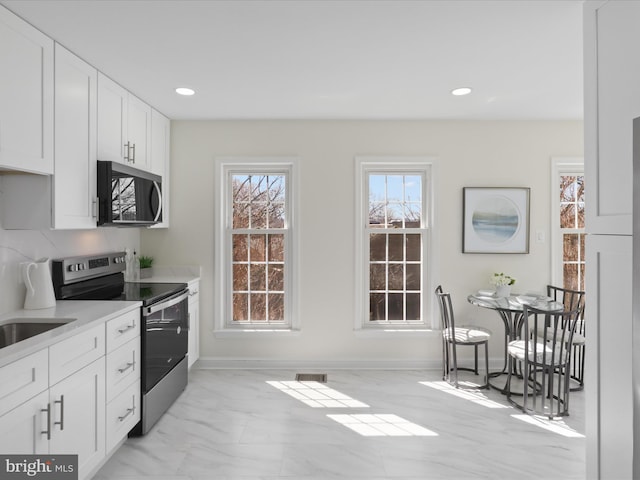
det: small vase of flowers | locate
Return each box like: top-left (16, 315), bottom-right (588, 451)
top-left (490, 272), bottom-right (516, 297)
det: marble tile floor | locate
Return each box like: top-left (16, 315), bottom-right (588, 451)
top-left (93, 368), bottom-right (585, 480)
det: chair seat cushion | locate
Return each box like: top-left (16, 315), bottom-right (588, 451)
top-left (508, 340), bottom-right (568, 365)
top-left (443, 325), bottom-right (491, 344)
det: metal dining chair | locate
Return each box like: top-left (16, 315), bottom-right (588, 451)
top-left (506, 304), bottom-right (580, 418)
top-left (435, 286), bottom-right (491, 389)
top-left (547, 285), bottom-right (586, 391)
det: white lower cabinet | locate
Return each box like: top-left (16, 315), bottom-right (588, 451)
top-left (0, 307), bottom-right (141, 480)
top-left (49, 358), bottom-right (106, 479)
top-left (188, 280), bottom-right (200, 369)
top-left (0, 390), bottom-right (49, 454)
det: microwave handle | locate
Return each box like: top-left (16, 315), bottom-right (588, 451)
top-left (152, 181), bottom-right (162, 222)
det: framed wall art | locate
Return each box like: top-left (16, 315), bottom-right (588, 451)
top-left (462, 187), bottom-right (530, 254)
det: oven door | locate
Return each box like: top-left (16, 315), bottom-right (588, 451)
top-left (141, 289), bottom-right (189, 393)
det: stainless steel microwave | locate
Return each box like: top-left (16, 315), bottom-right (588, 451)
top-left (97, 161), bottom-right (162, 226)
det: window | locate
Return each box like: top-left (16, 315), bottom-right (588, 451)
top-left (355, 157), bottom-right (435, 329)
top-left (552, 159), bottom-right (585, 291)
top-left (215, 158), bottom-right (298, 331)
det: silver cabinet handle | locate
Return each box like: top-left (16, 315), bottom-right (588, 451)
top-left (118, 361), bottom-right (135, 374)
top-left (124, 142), bottom-right (130, 162)
top-left (92, 197), bottom-right (98, 219)
top-left (117, 324), bottom-right (136, 334)
top-left (41, 403), bottom-right (51, 440)
top-left (54, 395), bottom-right (64, 431)
top-left (118, 406), bottom-right (135, 422)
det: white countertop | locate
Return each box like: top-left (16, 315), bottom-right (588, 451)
top-left (0, 300), bottom-right (141, 368)
top-left (141, 266), bottom-right (201, 285)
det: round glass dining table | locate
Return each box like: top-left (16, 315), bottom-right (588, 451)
top-left (467, 293), bottom-right (565, 394)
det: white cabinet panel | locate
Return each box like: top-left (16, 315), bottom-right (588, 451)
top-left (97, 73), bottom-right (128, 164)
top-left (53, 43), bottom-right (98, 229)
top-left (49, 358), bottom-right (106, 480)
top-left (105, 379), bottom-right (140, 454)
top-left (105, 308), bottom-right (140, 353)
top-left (585, 1), bottom-right (640, 235)
top-left (127, 94), bottom-right (151, 170)
top-left (49, 323), bottom-right (105, 385)
top-left (0, 6), bottom-right (53, 174)
top-left (188, 281), bottom-right (200, 369)
top-left (106, 338), bottom-right (140, 402)
top-left (0, 390), bottom-right (49, 455)
top-left (98, 73), bottom-right (151, 170)
top-left (585, 234), bottom-right (632, 480)
top-left (0, 349), bottom-right (48, 416)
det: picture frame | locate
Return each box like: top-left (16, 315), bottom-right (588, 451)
top-left (462, 187), bottom-right (530, 254)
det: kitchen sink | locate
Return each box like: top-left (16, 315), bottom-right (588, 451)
top-left (0, 318), bottom-right (75, 349)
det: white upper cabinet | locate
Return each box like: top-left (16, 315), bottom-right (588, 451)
top-left (0, 6), bottom-right (53, 175)
top-left (53, 43), bottom-right (98, 229)
top-left (97, 73), bottom-right (151, 170)
top-left (584, 1), bottom-right (640, 235)
top-left (149, 108), bottom-right (171, 228)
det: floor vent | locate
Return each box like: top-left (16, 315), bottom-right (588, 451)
top-left (295, 373), bottom-right (327, 383)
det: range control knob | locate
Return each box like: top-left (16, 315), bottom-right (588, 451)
top-left (69, 264), bottom-right (78, 272)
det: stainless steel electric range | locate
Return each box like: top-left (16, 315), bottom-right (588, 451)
top-left (51, 252), bottom-right (189, 435)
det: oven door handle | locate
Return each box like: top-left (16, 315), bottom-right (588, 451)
top-left (145, 290), bottom-right (189, 316)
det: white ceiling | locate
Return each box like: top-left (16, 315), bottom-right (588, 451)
top-left (1, 0), bottom-right (584, 120)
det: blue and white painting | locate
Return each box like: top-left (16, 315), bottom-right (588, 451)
top-left (463, 187), bottom-right (529, 253)
top-left (471, 195), bottom-right (520, 243)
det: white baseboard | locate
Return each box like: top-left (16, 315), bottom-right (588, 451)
top-left (194, 357), bottom-right (506, 371)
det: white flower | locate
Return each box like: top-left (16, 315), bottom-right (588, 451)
top-left (490, 272), bottom-right (516, 286)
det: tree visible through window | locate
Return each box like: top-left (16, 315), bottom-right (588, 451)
top-left (231, 174), bottom-right (286, 323)
top-left (560, 175), bottom-right (585, 291)
top-left (368, 174), bottom-right (423, 322)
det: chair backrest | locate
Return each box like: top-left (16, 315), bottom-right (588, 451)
top-left (435, 285), bottom-right (456, 334)
top-left (522, 304), bottom-right (581, 366)
top-left (546, 285), bottom-right (585, 321)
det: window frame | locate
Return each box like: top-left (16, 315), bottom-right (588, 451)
top-left (354, 156), bottom-right (437, 331)
top-left (214, 157), bottom-right (299, 333)
top-left (550, 157), bottom-right (585, 289)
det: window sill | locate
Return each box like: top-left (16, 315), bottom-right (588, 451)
top-left (214, 328), bottom-right (301, 338)
top-left (354, 328), bottom-right (437, 338)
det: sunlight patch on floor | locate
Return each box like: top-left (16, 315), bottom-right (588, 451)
top-left (327, 414), bottom-right (438, 437)
top-left (420, 381), bottom-right (509, 409)
top-left (511, 414), bottom-right (585, 438)
top-left (267, 381), bottom-right (369, 408)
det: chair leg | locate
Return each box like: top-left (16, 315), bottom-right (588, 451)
top-left (483, 341), bottom-right (490, 389)
top-left (452, 343), bottom-right (459, 388)
top-left (474, 345), bottom-right (479, 375)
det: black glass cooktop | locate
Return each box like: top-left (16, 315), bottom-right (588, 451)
top-left (121, 282), bottom-right (188, 305)
top-left (56, 272), bottom-right (186, 306)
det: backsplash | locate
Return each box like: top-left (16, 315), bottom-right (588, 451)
top-left (0, 226), bottom-right (139, 314)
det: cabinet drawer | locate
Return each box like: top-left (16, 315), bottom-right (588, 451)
top-left (106, 379), bottom-right (140, 454)
top-left (106, 309), bottom-right (140, 353)
top-left (106, 337), bottom-right (140, 402)
top-left (0, 349), bottom-right (48, 416)
top-left (49, 323), bottom-right (105, 385)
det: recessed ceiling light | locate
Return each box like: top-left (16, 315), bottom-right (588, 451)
top-left (451, 87), bottom-right (472, 96)
top-left (175, 87), bottom-right (195, 96)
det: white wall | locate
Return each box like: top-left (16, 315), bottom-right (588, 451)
top-left (0, 222), bottom-right (139, 315)
top-left (141, 120), bottom-right (583, 367)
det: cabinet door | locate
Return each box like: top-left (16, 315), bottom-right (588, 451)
top-left (585, 234), bottom-right (632, 479)
top-left (0, 6), bottom-right (53, 174)
top-left (149, 109), bottom-right (171, 228)
top-left (49, 358), bottom-right (105, 480)
top-left (585, 1), bottom-right (640, 235)
top-left (188, 284), bottom-right (200, 369)
top-left (53, 43), bottom-right (97, 229)
top-left (0, 390), bottom-right (49, 454)
top-left (127, 94), bottom-right (151, 170)
top-left (97, 72), bottom-right (128, 164)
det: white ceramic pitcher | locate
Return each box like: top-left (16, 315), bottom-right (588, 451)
top-left (23, 258), bottom-right (56, 310)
